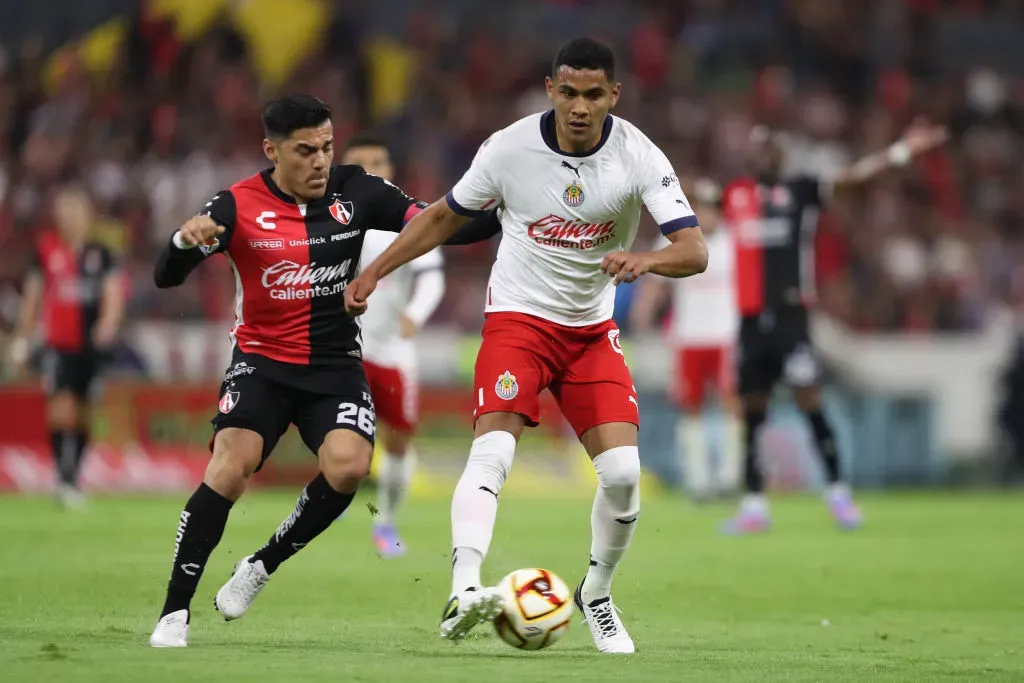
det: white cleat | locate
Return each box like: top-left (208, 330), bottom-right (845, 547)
top-left (214, 555), bottom-right (269, 621)
top-left (149, 609), bottom-right (189, 648)
top-left (574, 583), bottom-right (635, 654)
top-left (439, 587), bottom-right (504, 641)
top-left (56, 483), bottom-right (87, 510)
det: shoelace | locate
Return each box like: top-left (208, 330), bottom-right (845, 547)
top-left (238, 564), bottom-right (267, 596)
top-left (586, 600), bottom-right (621, 639)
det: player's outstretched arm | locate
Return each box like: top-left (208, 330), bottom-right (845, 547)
top-left (346, 199), bottom-right (470, 316)
top-left (93, 252), bottom-right (126, 350)
top-left (601, 227), bottom-right (707, 284)
top-left (833, 118), bottom-right (948, 190)
top-left (443, 208), bottom-right (502, 245)
top-left (648, 226), bottom-right (709, 277)
top-left (154, 191), bottom-right (236, 288)
top-left (153, 216), bottom-right (223, 288)
top-left (8, 265), bottom-right (42, 375)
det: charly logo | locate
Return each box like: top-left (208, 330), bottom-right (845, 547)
top-left (494, 370), bottom-right (519, 400)
top-left (563, 179), bottom-right (585, 208)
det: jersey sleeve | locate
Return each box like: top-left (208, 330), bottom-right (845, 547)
top-left (638, 144), bottom-right (700, 236)
top-left (792, 176), bottom-right (824, 207)
top-left (98, 246), bottom-right (120, 278)
top-left (348, 168), bottom-right (425, 233)
top-left (26, 246), bottom-right (42, 280)
top-left (445, 134), bottom-right (503, 217)
top-left (197, 190), bottom-right (238, 254)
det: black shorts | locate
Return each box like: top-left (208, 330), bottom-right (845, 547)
top-left (210, 352), bottom-right (376, 467)
top-left (41, 349), bottom-right (103, 399)
top-left (737, 306), bottom-right (821, 395)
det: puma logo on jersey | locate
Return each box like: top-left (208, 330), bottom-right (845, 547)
top-left (561, 160), bottom-right (582, 178)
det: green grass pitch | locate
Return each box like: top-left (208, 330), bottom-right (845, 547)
top-left (1, 490), bottom-right (1021, 682)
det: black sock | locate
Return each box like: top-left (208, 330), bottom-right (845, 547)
top-left (73, 429), bottom-right (89, 482)
top-left (743, 408), bottom-right (768, 493)
top-left (50, 430), bottom-right (77, 487)
top-left (807, 410), bottom-right (841, 484)
top-left (251, 474), bottom-right (355, 575)
top-left (160, 483), bottom-right (234, 618)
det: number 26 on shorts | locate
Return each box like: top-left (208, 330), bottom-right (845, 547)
top-left (337, 402), bottom-right (375, 436)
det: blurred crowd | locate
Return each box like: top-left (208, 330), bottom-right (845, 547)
top-left (0, 0), bottom-right (1023, 334)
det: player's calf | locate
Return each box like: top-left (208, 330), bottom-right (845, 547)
top-left (319, 430), bottom-right (373, 493)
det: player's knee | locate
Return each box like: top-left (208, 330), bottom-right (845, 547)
top-left (595, 446), bottom-right (641, 491)
top-left (382, 427), bottom-right (412, 456)
top-left (593, 446), bottom-right (641, 515)
top-left (793, 385), bottom-right (821, 412)
top-left (47, 394), bottom-right (79, 430)
top-left (466, 431), bottom-right (517, 491)
top-left (319, 438), bottom-right (372, 493)
top-left (205, 429), bottom-right (264, 499)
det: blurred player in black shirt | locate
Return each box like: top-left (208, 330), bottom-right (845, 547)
top-left (721, 120), bottom-right (948, 534)
top-left (8, 187), bottom-right (123, 508)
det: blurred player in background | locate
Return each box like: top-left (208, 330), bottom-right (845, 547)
top-left (8, 186), bottom-right (123, 508)
top-left (631, 178), bottom-right (738, 501)
top-left (343, 133), bottom-right (447, 557)
top-left (348, 37), bottom-right (708, 654)
top-left (722, 121), bottom-right (948, 535)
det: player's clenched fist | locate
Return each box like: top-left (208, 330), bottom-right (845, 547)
top-left (345, 271), bottom-right (379, 316)
top-left (601, 251), bottom-right (656, 285)
top-left (178, 215), bottom-right (224, 247)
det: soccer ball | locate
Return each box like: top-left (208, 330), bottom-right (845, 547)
top-left (493, 568), bottom-right (573, 650)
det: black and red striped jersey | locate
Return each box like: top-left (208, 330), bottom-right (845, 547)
top-left (30, 233), bottom-right (117, 352)
top-left (155, 165), bottom-right (500, 373)
top-left (722, 176), bottom-right (823, 315)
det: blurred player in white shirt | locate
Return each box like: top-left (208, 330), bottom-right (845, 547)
top-left (632, 179), bottom-right (739, 501)
top-left (343, 134), bottom-right (446, 557)
top-left (347, 38), bottom-right (708, 653)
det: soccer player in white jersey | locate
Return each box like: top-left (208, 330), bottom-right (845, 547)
top-left (632, 178), bottom-right (739, 500)
top-left (342, 134), bottom-right (446, 557)
top-left (346, 38), bottom-right (708, 654)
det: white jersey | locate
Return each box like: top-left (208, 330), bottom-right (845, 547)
top-left (359, 230), bottom-right (444, 367)
top-left (447, 111), bottom-right (698, 326)
top-left (656, 230), bottom-right (738, 347)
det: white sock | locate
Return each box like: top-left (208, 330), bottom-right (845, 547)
top-left (583, 446), bottom-right (641, 604)
top-left (452, 547), bottom-right (484, 595)
top-left (703, 404), bottom-right (726, 492)
top-left (681, 413), bottom-right (711, 498)
top-left (450, 431), bottom-right (517, 594)
top-left (377, 449), bottom-right (414, 525)
top-left (741, 493), bottom-right (769, 515)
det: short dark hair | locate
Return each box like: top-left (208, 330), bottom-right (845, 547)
top-left (261, 94), bottom-right (331, 140)
top-left (344, 131), bottom-right (391, 155)
top-left (551, 37), bottom-right (615, 81)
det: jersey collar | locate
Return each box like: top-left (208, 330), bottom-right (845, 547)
top-left (539, 110), bottom-right (614, 158)
top-left (260, 169), bottom-right (298, 204)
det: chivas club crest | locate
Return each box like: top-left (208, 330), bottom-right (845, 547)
top-left (494, 371), bottom-right (519, 400)
top-left (563, 179), bottom-right (584, 208)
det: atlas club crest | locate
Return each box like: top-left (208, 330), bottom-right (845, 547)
top-left (218, 390), bottom-right (240, 414)
top-left (329, 199), bottom-right (354, 225)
